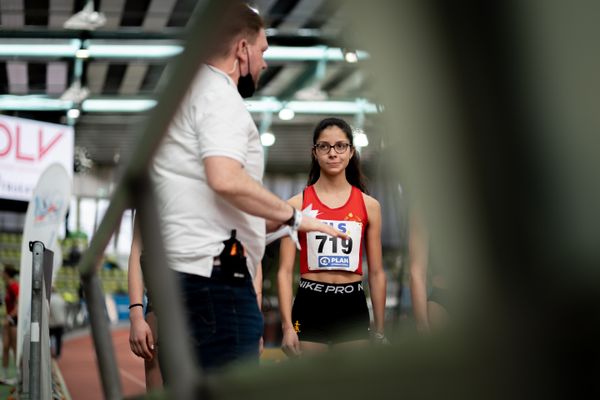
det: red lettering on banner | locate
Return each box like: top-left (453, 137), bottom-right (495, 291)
top-left (16, 125), bottom-right (35, 161)
top-left (0, 123), bottom-right (11, 157)
top-left (39, 129), bottom-right (63, 160)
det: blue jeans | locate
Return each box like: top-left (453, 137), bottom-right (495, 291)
top-left (176, 271), bottom-right (263, 373)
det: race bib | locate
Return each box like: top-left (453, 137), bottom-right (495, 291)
top-left (307, 220), bottom-right (362, 272)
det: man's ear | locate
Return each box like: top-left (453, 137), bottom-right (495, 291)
top-left (235, 38), bottom-right (248, 59)
top-left (234, 38), bottom-right (249, 73)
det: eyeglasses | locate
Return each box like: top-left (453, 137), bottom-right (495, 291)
top-left (313, 141), bottom-right (352, 155)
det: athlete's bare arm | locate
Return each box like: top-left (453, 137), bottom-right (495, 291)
top-left (277, 194), bottom-right (303, 357)
top-left (363, 194), bottom-right (387, 335)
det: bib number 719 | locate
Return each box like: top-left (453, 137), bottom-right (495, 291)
top-left (315, 235), bottom-right (353, 254)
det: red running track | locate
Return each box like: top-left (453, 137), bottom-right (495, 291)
top-left (57, 326), bottom-right (146, 400)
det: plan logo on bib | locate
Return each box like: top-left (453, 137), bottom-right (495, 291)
top-left (318, 255), bottom-right (350, 268)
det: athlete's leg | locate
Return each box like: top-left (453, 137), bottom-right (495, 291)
top-left (333, 339), bottom-right (369, 350)
top-left (8, 325), bottom-right (17, 360)
top-left (299, 341), bottom-right (328, 354)
top-left (1, 321), bottom-right (9, 376)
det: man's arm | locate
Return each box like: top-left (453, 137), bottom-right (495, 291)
top-left (204, 156), bottom-right (348, 238)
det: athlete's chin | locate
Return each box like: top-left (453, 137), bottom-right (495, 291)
top-left (322, 167), bottom-right (344, 175)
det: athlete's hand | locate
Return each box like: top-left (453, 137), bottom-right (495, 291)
top-left (129, 316), bottom-right (155, 360)
top-left (299, 215), bottom-right (349, 240)
top-left (281, 327), bottom-right (301, 358)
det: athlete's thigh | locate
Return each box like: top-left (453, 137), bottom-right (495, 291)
top-left (333, 339), bottom-right (369, 350)
top-left (299, 341), bottom-right (329, 354)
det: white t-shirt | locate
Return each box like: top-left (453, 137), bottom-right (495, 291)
top-left (150, 65), bottom-right (265, 278)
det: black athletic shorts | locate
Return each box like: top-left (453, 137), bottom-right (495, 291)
top-left (291, 278), bottom-right (370, 344)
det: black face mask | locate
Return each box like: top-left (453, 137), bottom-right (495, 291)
top-left (237, 48), bottom-right (256, 98)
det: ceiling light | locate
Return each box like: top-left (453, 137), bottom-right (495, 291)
top-left (0, 41), bottom-right (368, 62)
top-left (278, 107), bottom-right (295, 121)
top-left (264, 46), bottom-right (369, 62)
top-left (0, 95), bottom-right (382, 115)
top-left (260, 132), bottom-right (276, 147)
top-left (75, 49), bottom-right (90, 59)
top-left (0, 95), bottom-right (72, 111)
top-left (286, 100), bottom-right (378, 114)
top-left (244, 99), bottom-right (379, 115)
top-left (344, 49), bottom-right (359, 63)
top-left (67, 108), bottom-right (80, 119)
top-left (88, 44), bottom-right (183, 59)
top-left (81, 99), bottom-right (157, 112)
top-left (353, 130), bottom-right (369, 147)
top-left (295, 87), bottom-right (328, 101)
top-left (0, 39), bottom-right (80, 57)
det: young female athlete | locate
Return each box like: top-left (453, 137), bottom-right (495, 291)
top-left (277, 117), bottom-right (387, 356)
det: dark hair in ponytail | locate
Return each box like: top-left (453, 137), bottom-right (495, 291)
top-left (307, 117), bottom-right (368, 193)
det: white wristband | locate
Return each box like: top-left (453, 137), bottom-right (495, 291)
top-left (265, 209), bottom-right (303, 250)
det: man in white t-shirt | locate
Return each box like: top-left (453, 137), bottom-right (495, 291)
top-left (149, 2), bottom-right (346, 373)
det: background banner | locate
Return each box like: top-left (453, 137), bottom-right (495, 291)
top-left (0, 115), bottom-right (74, 202)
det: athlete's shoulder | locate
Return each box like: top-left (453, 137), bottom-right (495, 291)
top-left (361, 192), bottom-right (381, 217)
top-left (361, 192), bottom-right (380, 208)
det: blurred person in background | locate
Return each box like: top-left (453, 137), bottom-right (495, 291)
top-left (1, 264), bottom-right (19, 382)
top-left (49, 287), bottom-right (67, 358)
top-left (409, 214), bottom-right (449, 333)
top-left (277, 117), bottom-right (387, 357)
top-left (127, 213), bottom-right (162, 390)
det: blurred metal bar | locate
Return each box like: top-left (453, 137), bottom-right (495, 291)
top-left (29, 241), bottom-right (44, 400)
top-left (75, 0), bottom-right (229, 399)
top-left (80, 271), bottom-right (122, 399)
top-left (134, 174), bottom-right (199, 399)
top-left (25, 240), bottom-right (54, 399)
